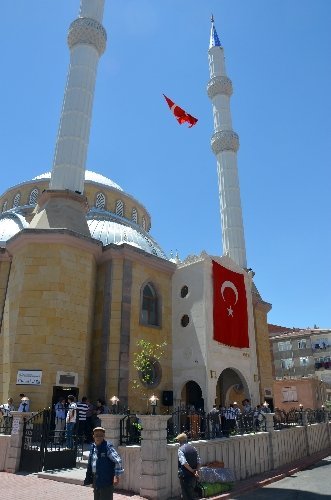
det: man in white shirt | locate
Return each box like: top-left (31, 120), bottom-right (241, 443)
top-left (65, 395), bottom-right (77, 449)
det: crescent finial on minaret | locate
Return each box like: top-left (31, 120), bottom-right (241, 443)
top-left (211, 13), bottom-right (214, 23)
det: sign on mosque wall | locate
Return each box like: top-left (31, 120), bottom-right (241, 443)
top-left (56, 371), bottom-right (78, 387)
top-left (16, 370), bottom-right (42, 385)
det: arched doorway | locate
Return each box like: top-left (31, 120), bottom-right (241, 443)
top-left (216, 368), bottom-right (249, 408)
top-left (181, 381), bottom-right (204, 411)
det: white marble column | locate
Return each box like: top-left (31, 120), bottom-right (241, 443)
top-left (138, 415), bottom-right (170, 500)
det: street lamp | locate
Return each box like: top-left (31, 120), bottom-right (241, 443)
top-left (110, 396), bottom-right (119, 414)
top-left (299, 403), bottom-right (303, 410)
top-left (149, 394), bottom-right (159, 415)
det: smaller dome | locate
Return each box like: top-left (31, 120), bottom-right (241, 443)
top-left (32, 170), bottom-right (123, 191)
top-left (87, 210), bottom-right (166, 259)
top-left (0, 212), bottom-right (28, 243)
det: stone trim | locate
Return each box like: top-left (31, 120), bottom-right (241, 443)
top-left (6, 228), bottom-right (102, 258)
top-left (99, 243), bottom-right (176, 274)
top-left (118, 259), bottom-right (133, 408)
top-left (96, 260), bottom-right (112, 398)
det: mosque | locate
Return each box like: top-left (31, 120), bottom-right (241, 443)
top-left (0, 0), bottom-right (274, 413)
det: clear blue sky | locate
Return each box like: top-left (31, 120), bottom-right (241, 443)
top-left (0, 1), bottom-right (330, 328)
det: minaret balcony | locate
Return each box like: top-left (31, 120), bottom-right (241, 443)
top-left (207, 76), bottom-right (233, 99)
top-left (211, 130), bottom-right (239, 154)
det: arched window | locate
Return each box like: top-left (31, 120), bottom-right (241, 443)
top-left (2, 201), bottom-right (8, 213)
top-left (28, 188), bottom-right (39, 205)
top-left (132, 207), bottom-right (138, 224)
top-left (115, 199), bottom-right (124, 217)
top-left (141, 283), bottom-right (159, 326)
top-left (95, 192), bottom-right (106, 209)
top-left (142, 216), bottom-right (146, 231)
top-left (12, 192), bottom-right (21, 208)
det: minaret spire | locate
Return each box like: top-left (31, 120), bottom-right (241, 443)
top-left (207, 16), bottom-right (247, 269)
top-left (50, 0), bottom-right (107, 194)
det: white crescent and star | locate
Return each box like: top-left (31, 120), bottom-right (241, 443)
top-left (220, 280), bottom-right (239, 317)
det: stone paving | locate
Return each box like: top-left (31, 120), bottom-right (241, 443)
top-left (0, 472), bottom-right (146, 499)
top-left (1, 447), bottom-right (330, 499)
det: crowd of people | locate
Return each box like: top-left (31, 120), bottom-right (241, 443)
top-left (0, 394), bottom-right (30, 434)
top-left (53, 395), bottom-right (112, 448)
top-left (208, 399), bottom-right (271, 437)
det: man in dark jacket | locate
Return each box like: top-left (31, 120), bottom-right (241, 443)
top-left (175, 432), bottom-right (200, 500)
top-left (84, 426), bottom-right (124, 499)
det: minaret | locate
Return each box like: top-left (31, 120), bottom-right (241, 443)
top-left (50, 0), bottom-right (107, 193)
top-left (207, 16), bottom-right (247, 269)
top-left (30, 0), bottom-right (107, 235)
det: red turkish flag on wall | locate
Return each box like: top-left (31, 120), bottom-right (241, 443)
top-left (212, 260), bottom-right (249, 348)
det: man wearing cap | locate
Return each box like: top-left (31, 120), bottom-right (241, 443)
top-left (175, 432), bottom-right (200, 500)
top-left (84, 426), bottom-right (124, 499)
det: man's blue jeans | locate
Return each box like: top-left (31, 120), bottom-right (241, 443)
top-left (66, 422), bottom-right (75, 449)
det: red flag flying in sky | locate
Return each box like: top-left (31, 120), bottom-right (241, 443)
top-left (163, 94), bottom-right (198, 128)
top-left (212, 260), bottom-right (249, 348)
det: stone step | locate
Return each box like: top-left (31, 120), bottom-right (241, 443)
top-left (76, 458), bottom-right (88, 469)
top-left (38, 467), bottom-right (86, 485)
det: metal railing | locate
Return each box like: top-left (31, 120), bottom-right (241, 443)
top-left (166, 408), bottom-right (267, 443)
top-left (120, 413), bottom-right (142, 445)
top-left (305, 408), bottom-right (327, 424)
top-left (273, 408), bottom-right (303, 429)
top-left (0, 415), bottom-right (13, 435)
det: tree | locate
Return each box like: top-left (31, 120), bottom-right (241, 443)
top-left (132, 339), bottom-right (167, 410)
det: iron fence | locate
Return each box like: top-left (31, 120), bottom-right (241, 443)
top-left (0, 415), bottom-right (13, 435)
top-left (305, 408), bottom-right (327, 424)
top-left (273, 408), bottom-right (304, 429)
top-left (235, 411), bottom-right (266, 435)
top-left (120, 413), bottom-right (142, 445)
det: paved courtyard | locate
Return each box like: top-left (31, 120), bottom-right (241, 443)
top-left (0, 473), bottom-right (145, 499)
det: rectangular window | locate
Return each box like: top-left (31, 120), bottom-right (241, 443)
top-left (281, 358), bottom-right (294, 369)
top-left (278, 341), bottom-right (292, 352)
top-left (282, 386), bottom-right (298, 402)
top-left (297, 339), bottom-right (307, 349)
top-left (299, 357), bottom-right (309, 366)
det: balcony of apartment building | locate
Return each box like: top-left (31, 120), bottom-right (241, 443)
top-left (314, 356), bottom-right (331, 371)
top-left (275, 356), bottom-right (315, 380)
top-left (312, 340), bottom-right (330, 353)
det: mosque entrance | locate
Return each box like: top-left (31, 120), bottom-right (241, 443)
top-left (52, 386), bottom-right (79, 407)
top-left (216, 368), bottom-right (249, 408)
top-left (181, 381), bottom-right (204, 411)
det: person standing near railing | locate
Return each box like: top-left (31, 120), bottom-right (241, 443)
top-left (65, 395), bottom-right (77, 449)
top-left (54, 397), bottom-right (66, 444)
top-left (175, 432), bottom-right (200, 500)
top-left (18, 396), bottom-right (30, 412)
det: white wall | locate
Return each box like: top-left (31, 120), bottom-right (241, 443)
top-left (172, 253), bottom-right (260, 410)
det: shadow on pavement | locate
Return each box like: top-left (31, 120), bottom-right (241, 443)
top-left (305, 457), bottom-right (331, 470)
top-left (232, 487), bottom-right (330, 499)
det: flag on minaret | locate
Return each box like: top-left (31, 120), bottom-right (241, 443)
top-left (163, 94), bottom-right (198, 128)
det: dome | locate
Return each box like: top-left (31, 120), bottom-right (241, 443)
top-left (32, 170), bottom-right (123, 191)
top-left (0, 212), bottom-right (29, 243)
top-left (87, 209), bottom-right (166, 259)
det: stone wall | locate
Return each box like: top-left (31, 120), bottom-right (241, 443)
top-left (1, 234), bottom-right (97, 410)
top-left (0, 413), bottom-right (330, 498)
top-left (253, 300), bottom-right (274, 403)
